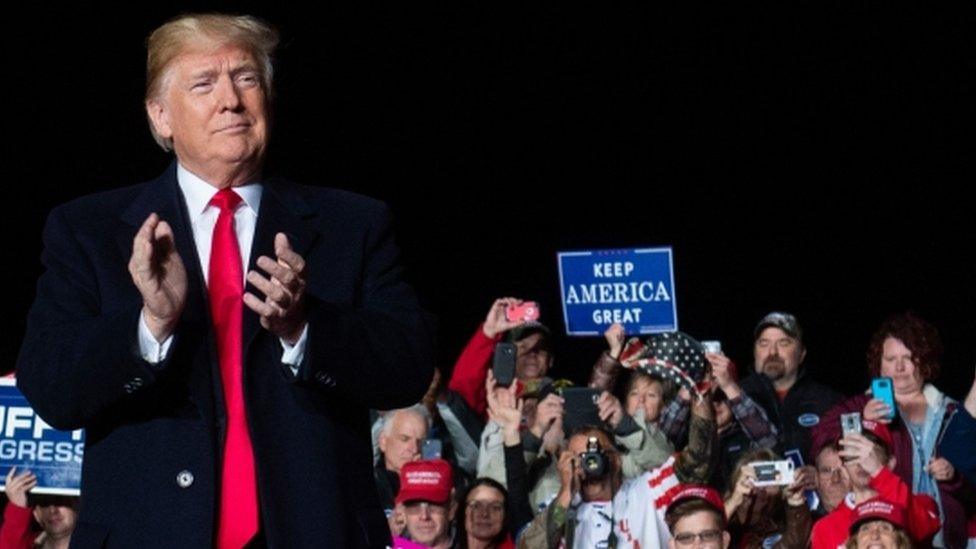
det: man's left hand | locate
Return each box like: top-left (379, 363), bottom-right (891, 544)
top-left (244, 233), bottom-right (307, 344)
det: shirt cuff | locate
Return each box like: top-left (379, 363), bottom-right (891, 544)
top-left (139, 312), bottom-right (174, 364)
top-left (280, 323), bottom-right (309, 376)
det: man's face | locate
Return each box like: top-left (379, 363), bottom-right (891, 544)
top-left (880, 337), bottom-right (922, 395)
top-left (33, 504), bottom-right (78, 539)
top-left (464, 485), bottom-right (506, 542)
top-left (815, 447), bottom-right (851, 512)
top-left (147, 43), bottom-right (268, 183)
top-left (626, 376), bottom-right (664, 423)
top-left (668, 509), bottom-right (730, 549)
top-left (403, 500), bottom-right (454, 547)
top-left (515, 332), bottom-right (552, 381)
top-left (753, 327), bottom-right (805, 386)
top-left (378, 412), bottom-right (427, 473)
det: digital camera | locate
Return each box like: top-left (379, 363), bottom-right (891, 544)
top-left (579, 436), bottom-right (608, 479)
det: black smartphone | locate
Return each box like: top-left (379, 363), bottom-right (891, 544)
top-left (560, 387), bottom-right (603, 434)
top-left (492, 342), bottom-right (517, 387)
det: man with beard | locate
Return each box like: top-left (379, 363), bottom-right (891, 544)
top-left (740, 312), bottom-right (842, 463)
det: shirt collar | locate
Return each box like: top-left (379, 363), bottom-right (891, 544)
top-left (176, 163), bottom-right (263, 218)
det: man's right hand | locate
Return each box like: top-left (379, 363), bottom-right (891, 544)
top-left (129, 213), bottom-right (187, 342)
top-left (482, 297), bottom-right (525, 339)
top-left (4, 467), bottom-right (37, 508)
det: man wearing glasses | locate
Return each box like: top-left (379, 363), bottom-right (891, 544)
top-left (664, 485), bottom-right (731, 549)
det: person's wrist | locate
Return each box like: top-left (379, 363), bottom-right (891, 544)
top-left (143, 307), bottom-right (176, 341)
top-left (721, 382), bottom-right (741, 399)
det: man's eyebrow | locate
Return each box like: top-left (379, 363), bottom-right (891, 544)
top-left (188, 68), bottom-right (218, 80)
top-left (230, 63), bottom-right (260, 75)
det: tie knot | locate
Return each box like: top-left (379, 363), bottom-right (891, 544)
top-left (210, 188), bottom-right (243, 212)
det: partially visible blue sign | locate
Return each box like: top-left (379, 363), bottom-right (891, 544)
top-left (557, 247), bottom-right (678, 336)
top-left (0, 378), bottom-right (83, 496)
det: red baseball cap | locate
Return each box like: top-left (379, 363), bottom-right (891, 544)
top-left (849, 499), bottom-right (907, 534)
top-left (860, 419), bottom-right (894, 450)
top-left (396, 459), bottom-right (453, 505)
top-left (669, 484), bottom-right (726, 518)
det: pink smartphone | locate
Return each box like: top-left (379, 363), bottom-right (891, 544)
top-left (506, 301), bottom-right (540, 323)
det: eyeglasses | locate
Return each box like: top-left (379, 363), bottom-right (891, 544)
top-left (673, 529), bottom-right (723, 546)
top-left (466, 500), bottom-right (505, 515)
top-left (403, 501), bottom-right (448, 516)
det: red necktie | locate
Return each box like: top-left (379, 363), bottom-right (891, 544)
top-left (209, 189), bottom-right (258, 548)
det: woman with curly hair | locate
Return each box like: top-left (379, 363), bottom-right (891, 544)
top-left (812, 312), bottom-right (968, 548)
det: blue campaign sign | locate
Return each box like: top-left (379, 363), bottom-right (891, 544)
top-left (0, 378), bottom-right (83, 496)
top-left (557, 247), bottom-right (678, 336)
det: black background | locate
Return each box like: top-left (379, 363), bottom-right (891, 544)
top-left (7, 4), bottom-right (975, 400)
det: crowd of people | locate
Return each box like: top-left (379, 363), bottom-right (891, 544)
top-left (3, 293), bottom-right (974, 548)
top-left (2, 9), bottom-right (972, 548)
top-left (369, 300), bottom-right (975, 548)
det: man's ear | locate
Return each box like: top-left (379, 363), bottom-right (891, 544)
top-left (799, 346), bottom-right (807, 364)
top-left (145, 99), bottom-right (173, 139)
top-left (378, 433), bottom-right (388, 455)
top-left (888, 455), bottom-right (897, 471)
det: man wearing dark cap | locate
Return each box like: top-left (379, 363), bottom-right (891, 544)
top-left (740, 312), bottom-right (842, 462)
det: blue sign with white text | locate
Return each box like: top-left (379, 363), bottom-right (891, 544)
top-left (0, 378), bottom-right (83, 496)
top-left (557, 247), bottom-right (678, 336)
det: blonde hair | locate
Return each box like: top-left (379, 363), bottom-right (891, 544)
top-left (144, 13), bottom-right (279, 150)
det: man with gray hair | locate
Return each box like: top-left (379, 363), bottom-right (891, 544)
top-left (16, 13), bottom-right (433, 548)
top-left (374, 405), bottom-right (432, 508)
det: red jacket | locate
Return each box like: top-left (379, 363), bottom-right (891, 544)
top-left (810, 468), bottom-right (940, 549)
top-left (447, 323), bottom-right (502, 419)
top-left (1, 502), bottom-right (37, 549)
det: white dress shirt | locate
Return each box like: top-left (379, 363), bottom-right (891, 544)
top-left (138, 163), bottom-right (307, 374)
